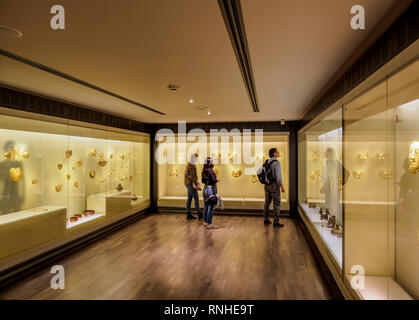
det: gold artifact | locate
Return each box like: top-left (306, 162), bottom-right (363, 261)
top-left (232, 168), bottom-right (242, 177)
top-left (309, 171), bottom-right (316, 180)
top-left (27, 207), bottom-right (48, 213)
top-left (109, 154), bottom-right (113, 159)
top-left (65, 150), bottom-right (72, 159)
top-left (352, 169), bottom-right (365, 179)
top-left (100, 178), bottom-right (105, 183)
top-left (55, 184), bottom-right (62, 192)
top-left (169, 169), bottom-right (178, 177)
top-left (408, 141), bottom-right (419, 174)
top-left (338, 175), bottom-right (343, 191)
top-left (375, 152), bottom-right (385, 160)
top-left (251, 175), bottom-right (258, 183)
top-left (4, 146), bottom-right (24, 161)
top-left (57, 163), bottom-right (63, 170)
top-left (77, 160), bottom-right (83, 167)
top-left (379, 170), bottom-right (393, 180)
top-left (72, 166), bottom-right (76, 170)
top-left (214, 168), bottom-right (219, 176)
top-left (116, 183), bottom-right (123, 192)
top-left (89, 171), bottom-right (96, 179)
top-left (108, 172), bottom-right (113, 177)
top-left (358, 152), bottom-right (369, 160)
top-left (129, 176), bottom-right (133, 182)
top-left (98, 154), bottom-right (107, 167)
top-left (74, 181), bottom-right (79, 188)
top-left (66, 174), bottom-right (71, 180)
top-left (90, 149), bottom-right (97, 156)
top-left (4, 151), bottom-right (12, 159)
top-left (310, 150), bottom-right (319, 160)
top-left (119, 154), bottom-right (125, 160)
top-left (32, 178), bottom-right (38, 184)
top-left (22, 152), bottom-right (30, 159)
top-left (9, 167), bottom-right (22, 182)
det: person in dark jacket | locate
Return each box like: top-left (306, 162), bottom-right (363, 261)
top-left (185, 153), bottom-right (201, 220)
top-left (201, 157), bottom-right (219, 229)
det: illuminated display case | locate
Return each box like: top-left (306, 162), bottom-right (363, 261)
top-left (298, 43), bottom-right (419, 300)
top-left (0, 111), bottom-right (150, 266)
top-left (157, 132), bottom-right (289, 211)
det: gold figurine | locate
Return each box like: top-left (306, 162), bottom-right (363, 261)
top-left (352, 169), bottom-right (365, 179)
top-left (358, 152), bottom-right (369, 160)
top-left (9, 167), bottom-right (22, 182)
top-left (409, 141), bottom-right (419, 174)
top-left (232, 168), bottom-right (242, 177)
top-left (89, 171), bottom-right (96, 179)
top-left (55, 184), bottom-right (62, 192)
top-left (65, 150), bottom-right (72, 159)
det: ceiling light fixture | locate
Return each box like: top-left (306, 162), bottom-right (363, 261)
top-left (208, 110), bottom-right (211, 115)
top-left (167, 84), bottom-right (180, 92)
top-left (194, 105), bottom-right (208, 111)
top-left (0, 25), bottom-right (23, 38)
top-left (189, 99), bottom-right (194, 104)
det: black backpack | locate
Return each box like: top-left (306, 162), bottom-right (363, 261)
top-left (257, 159), bottom-right (278, 185)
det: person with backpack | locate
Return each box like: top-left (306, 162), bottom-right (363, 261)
top-left (201, 157), bottom-right (219, 229)
top-left (257, 148), bottom-right (285, 227)
top-left (184, 153), bottom-right (201, 220)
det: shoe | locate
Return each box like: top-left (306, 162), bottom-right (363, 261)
top-left (186, 214), bottom-right (197, 220)
top-left (273, 222), bottom-right (284, 228)
top-left (264, 219), bottom-right (271, 225)
top-left (204, 222), bottom-right (208, 227)
top-left (206, 224), bottom-right (219, 229)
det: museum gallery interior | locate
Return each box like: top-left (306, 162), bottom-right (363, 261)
top-left (0, 0), bottom-right (418, 300)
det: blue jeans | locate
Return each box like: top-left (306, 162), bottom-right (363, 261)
top-left (203, 185), bottom-right (215, 224)
top-left (186, 184), bottom-right (200, 216)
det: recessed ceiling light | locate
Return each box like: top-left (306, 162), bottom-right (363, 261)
top-left (0, 25), bottom-right (23, 38)
top-left (207, 110), bottom-right (211, 115)
top-left (189, 99), bottom-right (194, 104)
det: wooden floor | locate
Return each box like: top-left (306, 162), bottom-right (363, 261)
top-left (0, 214), bottom-right (332, 300)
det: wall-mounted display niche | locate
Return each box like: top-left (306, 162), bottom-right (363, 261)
top-left (0, 112), bottom-right (150, 265)
top-left (157, 132), bottom-right (289, 211)
top-left (298, 56), bottom-right (419, 300)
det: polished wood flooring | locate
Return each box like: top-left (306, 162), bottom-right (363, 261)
top-left (0, 214), bottom-right (332, 300)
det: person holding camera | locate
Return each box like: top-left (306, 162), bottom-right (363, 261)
top-left (201, 157), bottom-right (219, 229)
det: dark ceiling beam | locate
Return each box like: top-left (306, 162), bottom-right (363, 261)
top-left (217, 0), bottom-right (260, 112)
top-left (0, 48), bottom-right (166, 115)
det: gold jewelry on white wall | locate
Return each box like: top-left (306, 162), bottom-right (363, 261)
top-left (409, 141), bottom-right (419, 174)
top-left (309, 171), bottom-right (316, 180)
top-left (57, 163), bottom-right (63, 170)
top-left (129, 176), bottom-right (133, 182)
top-left (358, 152), bottom-right (369, 160)
top-left (32, 178), bottom-right (38, 184)
top-left (109, 154), bottom-right (113, 159)
top-left (74, 181), bottom-right (79, 188)
top-left (55, 184), bottom-right (62, 192)
top-left (21, 152), bottom-right (30, 159)
top-left (66, 174), bottom-right (71, 180)
top-left (251, 175), bottom-right (258, 183)
top-left (98, 154), bottom-right (107, 167)
top-left (90, 149), bottom-right (97, 156)
top-left (232, 168), bottom-right (242, 177)
top-left (89, 171), bottom-right (96, 179)
top-left (379, 170), bottom-right (393, 180)
top-left (72, 166), bottom-right (76, 170)
top-left (169, 169), bottom-right (178, 177)
top-left (9, 167), bottom-right (22, 182)
top-left (65, 150), bottom-right (72, 159)
top-left (77, 160), bottom-right (83, 167)
top-left (375, 152), bottom-right (385, 160)
top-left (352, 169), bottom-right (365, 179)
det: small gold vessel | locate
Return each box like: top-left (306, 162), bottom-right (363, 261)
top-left (9, 167), bottom-right (22, 182)
top-left (57, 163), bottom-right (63, 170)
top-left (65, 150), bottom-right (72, 159)
top-left (66, 174), bottom-right (71, 180)
top-left (55, 184), bottom-right (63, 192)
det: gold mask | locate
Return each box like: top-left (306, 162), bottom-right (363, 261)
top-left (409, 141), bottom-right (419, 174)
top-left (9, 167), bottom-right (22, 182)
top-left (74, 181), bottom-right (79, 188)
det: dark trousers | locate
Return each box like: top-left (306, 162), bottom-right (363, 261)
top-left (264, 183), bottom-right (281, 223)
top-left (186, 184), bottom-right (200, 216)
top-left (203, 185), bottom-right (215, 224)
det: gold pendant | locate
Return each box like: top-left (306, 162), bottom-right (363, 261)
top-left (98, 154), bottom-right (107, 167)
top-left (9, 167), bottom-right (22, 182)
top-left (55, 184), bottom-right (62, 192)
top-left (90, 149), bottom-right (97, 157)
top-left (66, 174), bottom-right (71, 180)
top-left (409, 141), bottom-right (419, 174)
top-left (251, 175), bottom-right (258, 183)
top-left (77, 160), bottom-right (83, 167)
top-left (65, 150), bottom-right (72, 159)
top-left (74, 181), bottom-right (79, 188)
top-left (232, 168), bottom-right (242, 177)
top-left (57, 163), bottom-right (63, 170)
top-left (32, 178), bottom-right (38, 184)
top-left (89, 171), bottom-right (96, 179)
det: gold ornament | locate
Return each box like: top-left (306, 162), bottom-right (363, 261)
top-left (22, 152), bottom-right (30, 159)
top-left (408, 141), bottom-right (419, 174)
top-left (98, 154), bottom-right (107, 167)
top-left (232, 168), bottom-right (242, 177)
top-left (309, 170), bottom-right (316, 180)
top-left (90, 149), bottom-right (97, 157)
top-left (57, 163), bottom-right (63, 170)
top-left (109, 154), bottom-right (113, 159)
top-left (4, 146), bottom-right (22, 161)
top-left (251, 175), bottom-right (258, 183)
top-left (55, 184), bottom-right (62, 192)
top-left (169, 169), bottom-right (179, 177)
top-left (77, 160), bottom-right (83, 167)
top-left (358, 152), bottom-right (369, 160)
top-left (352, 169), bottom-right (365, 179)
top-left (65, 150), bottom-right (72, 159)
top-left (4, 151), bottom-right (12, 159)
top-left (72, 166), bottom-right (76, 171)
top-left (375, 152), bottom-right (385, 160)
top-left (74, 181), bottom-right (79, 188)
top-left (32, 178), bottom-right (38, 184)
top-left (89, 171), bottom-right (96, 179)
top-left (100, 178), bottom-right (105, 183)
top-left (66, 174), bottom-right (71, 180)
top-left (129, 176), bottom-right (133, 182)
top-left (379, 170), bottom-right (393, 180)
top-left (310, 150), bottom-right (319, 160)
top-left (9, 167), bottom-right (22, 182)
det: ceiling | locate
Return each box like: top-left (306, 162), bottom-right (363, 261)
top-left (0, 0), bottom-right (398, 123)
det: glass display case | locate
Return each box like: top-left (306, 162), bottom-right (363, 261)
top-left (0, 111), bottom-right (150, 265)
top-left (157, 132), bottom-right (289, 211)
top-left (298, 48), bottom-right (419, 300)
